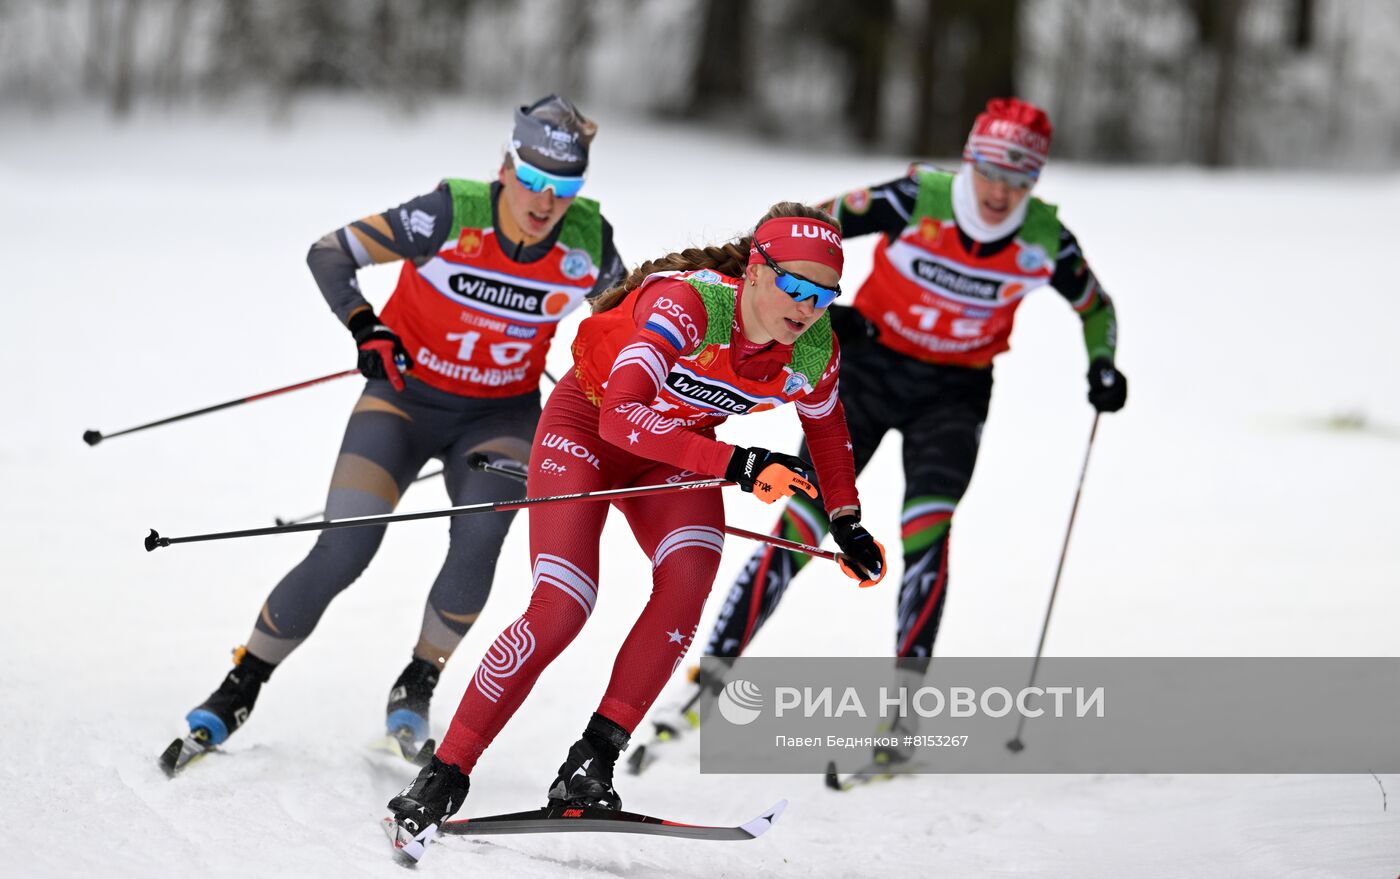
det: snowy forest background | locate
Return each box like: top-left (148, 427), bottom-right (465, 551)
top-left (5, 4), bottom-right (1400, 876)
top-left (3, 0), bottom-right (1398, 169)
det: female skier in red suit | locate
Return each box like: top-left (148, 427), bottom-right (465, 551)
top-left (386, 201), bottom-right (888, 860)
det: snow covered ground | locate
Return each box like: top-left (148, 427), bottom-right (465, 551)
top-left (2, 98), bottom-right (1397, 878)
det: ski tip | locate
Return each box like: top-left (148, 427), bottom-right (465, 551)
top-left (383, 816), bottom-right (436, 864)
top-left (413, 738), bottom-right (437, 767)
top-left (159, 733), bottom-right (214, 778)
top-left (370, 732), bottom-right (435, 766)
top-left (625, 743), bottom-right (648, 776)
top-left (158, 737), bottom-right (184, 778)
top-left (823, 760), bottom-right (843, 791)
top-left (739, 799), bottom-right (788, 838)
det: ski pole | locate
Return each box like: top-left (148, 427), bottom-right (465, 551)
top-left (1006, 412), bottom-right (1101, 753)
top-left (266, 370), bottom-right (558, 523)
top-left (273, 457), bottom-right (524, 526)
top-left (84, 368), bottom-right (360, 446)
top-left (146, 477), bottom-right (733, 551)
top-left (468, 455), bottom-right (845, 564)
top-left (722, 523), bottom-right (843, 563)
top-left (274, 466), bottom-right (448, 526)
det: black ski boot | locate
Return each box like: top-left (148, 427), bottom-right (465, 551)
top-left (185, 646), bottom-right (276, 745)
top-left (547, 713), bottom-right (630, 811)
top-left (386, 657), bottom-right (440, 744)
top-left (386, 755), bottom-right (471, 861)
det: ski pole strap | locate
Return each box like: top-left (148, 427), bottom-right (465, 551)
top-left (85, 368), bottom-right (360, 446)
top-left (146, 478), bottom-right (733, 551)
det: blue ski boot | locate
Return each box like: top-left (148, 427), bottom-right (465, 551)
top-left (385, 657), bottom-right (440, 760)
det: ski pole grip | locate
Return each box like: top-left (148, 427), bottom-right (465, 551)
top-left (83, 430), bottom-right (104, 446)
top-left (145, 529), bottom-right (169, 552)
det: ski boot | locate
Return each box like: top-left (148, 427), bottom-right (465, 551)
top-left (186, 646), bottom-right (275, 743)
top-left (384, 657), bottom-right (440, 763)
top-left (386, 755), bottom-right (471, 862)
top-left (160, 646), bottom-right (275, 776)
top-left (547, 713), bottom-right (630, 811)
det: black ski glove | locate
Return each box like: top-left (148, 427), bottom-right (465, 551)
top-left (725, 446), bottom-right (816, 504)
top-left (830, 514), bottom-right (887, 587)
top-left (348, 309), bottom-right (411, 391)
top-left (1087, 357), bottom-right (1127, 413)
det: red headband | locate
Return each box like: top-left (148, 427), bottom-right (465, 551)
top-left (748, 217), bottom-right (844, 276)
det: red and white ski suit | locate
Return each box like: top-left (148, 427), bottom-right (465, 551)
top-left (436, 275), bottom-right (858, 771)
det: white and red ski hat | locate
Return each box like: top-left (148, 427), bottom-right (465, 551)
top-left (962, 98), bottom-right (1053, 179)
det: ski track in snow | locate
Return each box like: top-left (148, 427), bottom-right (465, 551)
top-left (1, 99), bottom-right (1397, 877)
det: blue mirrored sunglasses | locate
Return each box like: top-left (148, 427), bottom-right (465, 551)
top-left (755, 239), bottom-right (841, 309)
top-left (971, 157), bottom-right (1037, 190)
top-left (509, 146), bottom-right (586, 198)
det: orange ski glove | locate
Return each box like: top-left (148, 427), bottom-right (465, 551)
top-left (726, 446), bottom-right (817, 505)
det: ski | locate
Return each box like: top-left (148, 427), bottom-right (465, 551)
top-left (158, 730), bottom-right (216, 778)
top-left (823, 759), bottom-right (897, 792)
top-left (435, 798), bottom-right (787, 841)
top-left (381, 816), bottom-right (436, 864)
top-left (370, 730), bottom-right (436, 767)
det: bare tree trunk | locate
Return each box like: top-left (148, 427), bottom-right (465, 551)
top-left (910, 1), bottom-right (940, 155)
top-left (159, 0), bottom-right (195, 104)
top-left (1051, 1), bottom-right (1084, 159)
top-left (686, 0), bottom-right (749, 117)
top-left (1204, 0), bottom-right (1244, 166)
top-left (556, 1), bottom-right (593, 99)
top-left (1096, 10), bottom-right (1134, 161)
top-left (846, 0), bottom-right (895, 145)
top-left (111, 0), bottom-right (141, 118)
top-left (958, 0), bottom-right (1017, 137)
top-left (85, 0), bottom-right (112, 97)
top-left (400, 0), bottom-right (476, 95)
top-left (376, 0), bottom-right (396, 93)
top-left (1291, 0), bottom-right (1315, 51)
top-left (908, 0), bottom-right (1017, 157)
